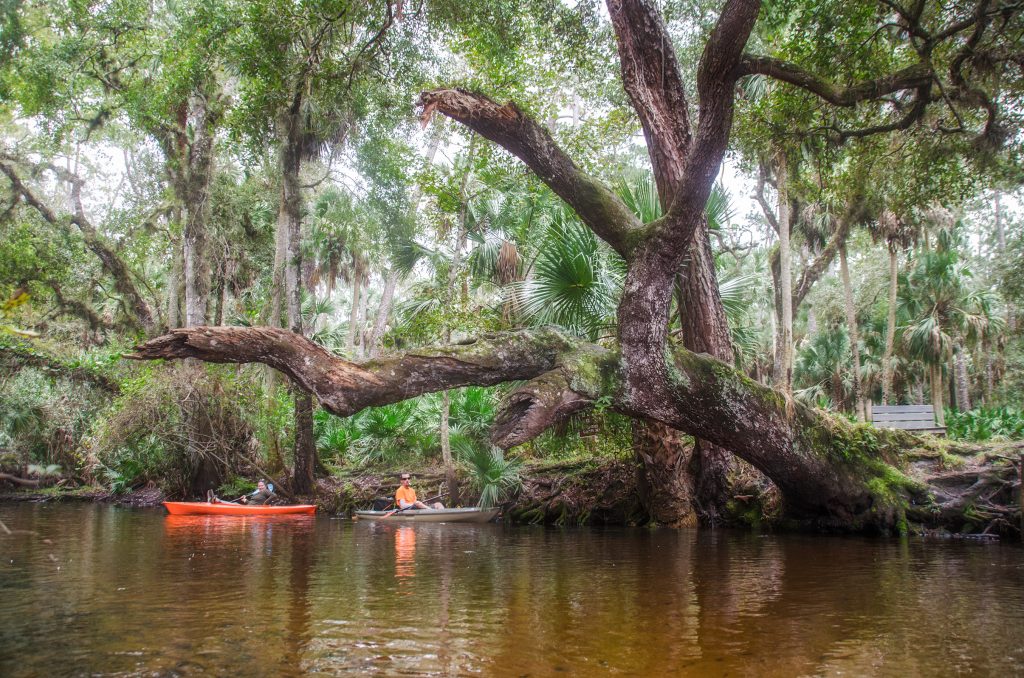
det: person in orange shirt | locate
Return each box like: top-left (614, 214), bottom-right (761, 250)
top-left (395, 473), bottom-right (444, 510)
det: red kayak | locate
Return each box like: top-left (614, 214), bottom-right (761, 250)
top-left (162, 502), bottom-right (317, 516)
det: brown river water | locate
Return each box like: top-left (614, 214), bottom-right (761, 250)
top-left (1, 502), bottom-right (1022, 677)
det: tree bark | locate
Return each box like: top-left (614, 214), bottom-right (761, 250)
top-left (930, 362), bottom-right (946, 427)
top-left (680, 226), bottom-right (737, 523)
top-left (632, 419), bottom-right (697, 527)
top-left (839, 243), bottom-right (865, 419)
top-left (168, 228), bottom-right (182, 330)
top-left (993, 192), bottom-right (1016, 334)
top-left (129, 323), bottom-right (949, 530)
top-left (773, 153), bottom-right (793, 393)
top-left (366, 270), bottom-right (398, 358)
top-left (955, 344), bottom-right (971, 412)
top-left (881, 247), bottom-right (899, 404)
top-left (280, 102), bottom-right (316, 496)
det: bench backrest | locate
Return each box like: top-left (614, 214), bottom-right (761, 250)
top-left (872, 405), bottom-right (941, 430)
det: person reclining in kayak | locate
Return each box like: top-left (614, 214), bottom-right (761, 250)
top-left (240, 479), bottom-right (276, 505)
top-left (207, 479), bottom-right (277, 505)
top-left (395, 473), bottom-right (444, 510)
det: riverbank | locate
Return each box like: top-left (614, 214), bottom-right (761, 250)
top-left (4, 438), bottom-right (1021, 537)
top-left (0, 456), bottom-right (653, 526)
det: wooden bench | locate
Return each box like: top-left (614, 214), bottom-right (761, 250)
top-left (871, 405), bottom-right (946, 436)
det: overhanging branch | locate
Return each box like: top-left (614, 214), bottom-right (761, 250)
top-left (417, 88), bottom-right (643, 259)
top-left (128, 326), bottom-right (588, 417)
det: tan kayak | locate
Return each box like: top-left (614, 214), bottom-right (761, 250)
top-left (354, 507), bottom-right (499, 523)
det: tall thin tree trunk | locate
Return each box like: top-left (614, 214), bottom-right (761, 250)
top-left (262, 202), bottom-right (290, 473)
top-left (281, 104), bottom-right (315, 496)
top-left (881, 247), bottom-right (899, 404)
top-left (955, 345), bottom-right (971, 412)
top-left (212, 276), bottom-right (224, 326)
top-left (839, 243), bottom-right (865, 419)
top-left (774, 152), bottom-right (793, 393)
top-left (440, 389), bottom-right (455, 501)
top-left (994, 192), bottom-right (1015, 334)
top-left (167, 228), bottom-right (182, 330)
top-left (347, 271), bottom-right (361, 356)
top-left (356, 272), bottom-right (370, 358)
top-left (366, 270), bottom-right (399, 358)
top-left (931, 362), bottom-right (946, 427)
top-left (179, 95), bottom-right (217, 497)
top-left (984, 339), bottom-right (995, 404)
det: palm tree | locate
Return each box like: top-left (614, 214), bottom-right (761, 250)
top-left (900, 228), bottom-right (1002, 425)
top-left (794, 324), bottom-right (853, 410)
top-left (870, 210), bottom-right (918, 404)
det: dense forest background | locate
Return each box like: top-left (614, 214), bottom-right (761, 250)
top-left (1, 0), bottom-right (1022, 525)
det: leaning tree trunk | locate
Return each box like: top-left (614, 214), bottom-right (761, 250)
top-left (131, 0), bottom-right (1024, 534)
top-left (839, 244), bottom-right (865, 419)
top-left (881, 246), bottom-right (899, 404)
top-left (129, 324), bottom-right (1023, 535)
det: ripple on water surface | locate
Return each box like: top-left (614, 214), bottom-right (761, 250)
top-left (1, 504), bottom-right (1023, 676)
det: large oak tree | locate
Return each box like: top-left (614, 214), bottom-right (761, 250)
top-left (132, 0), bottom-right (1024, 530)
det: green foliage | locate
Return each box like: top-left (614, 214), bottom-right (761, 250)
top-left (88, 365), bottom-right (262, 495)
top-left (946, 407), bottom-right (1024, 442)
top-left (462, 444), bottom-right (522, 507)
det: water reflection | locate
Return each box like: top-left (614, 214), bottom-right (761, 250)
top-left (394, 526), bottom-right (416, 580)
top-left (1, 504), bottom-right (1022, 677)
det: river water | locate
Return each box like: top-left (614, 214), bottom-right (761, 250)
top-left (1, 503), bottom-right (1022, 676)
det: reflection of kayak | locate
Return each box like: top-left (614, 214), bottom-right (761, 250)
top-left (354, 507), bottom-right (499, 523)
top-left (162, 502), bottom-right (317, 516)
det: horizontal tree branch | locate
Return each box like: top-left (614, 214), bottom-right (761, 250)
top-left (128, 326), bottom-right (585, 416)
top-left (737, 57), bottom-right (933, 106)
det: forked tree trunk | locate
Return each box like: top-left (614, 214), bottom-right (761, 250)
top-left (132, 0), bottom-right (1024, 533)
